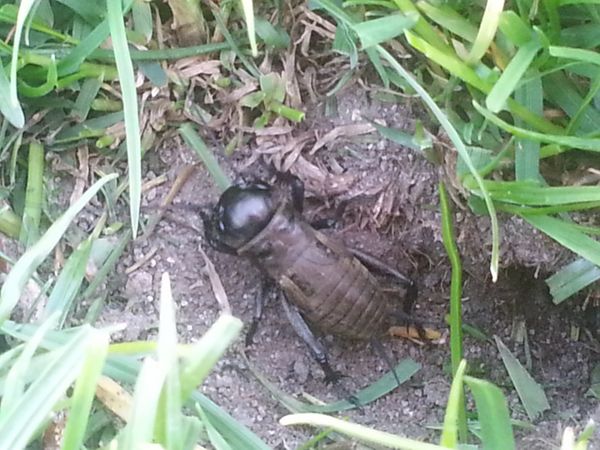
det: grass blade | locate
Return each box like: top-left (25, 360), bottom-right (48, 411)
top-left (466, 0), bottom-right (505, 64)
top-left (280, 413), bottom-right (444, 449)
top-left (1, 320), bottom-right (270, 450)
top-left (19, 141), bottom-right (45, 247)
top-left (545, 258), bottom-right (600, 304)
top-left (6, 0), bottom-right (29, 128)
top-left (514, 72), bottom-right (542, 180)
top-left (0, 326), bottom-right (94, 450)
top-left (464, 180), bottom-right (600, 206)
top-left (248, 355), bottom-right (420, 413)
top-left (179, 314), bottom-right (243, 401)
top-left (61, 329), bottom-right (109, 450)
top-left (180, 123), bottom-right (231, 191)
top-left (354, 12), bottom-right (418, 48)
top-left (521, 215), bottom-right (600, 269)
top-left (240, 0), bottom-right (257, 57)
top-left (154, 272), bottom-right (183, 450)
top-left (0, 173), bottom-right (118, 325)
top-left (439, 182), bottom-right (463, 374)
top-left (495, 336), bottom-right (550, 420)
top-left (486, 38), bottom-right (541, 113)
top-left (0, 313), bottom-right (58, 421)
top-left (464, 375), bottom-right (516, 450)
top-left (440, 359), bottom-right (467, 447)
top-left (378, 45), bottom-right (500, 280)
top-left (439, 183), bottom-right (467, 443)
top-left (43, 237), bottom-right (93, 327)
top-left (473, 101), bottom-right (600, 152)
top-left (106, 0), bottom-right (142, 238)
top-left (120, 358), bottom-right (167, 449)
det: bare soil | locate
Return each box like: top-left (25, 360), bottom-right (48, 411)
top-left (100, 89), bottom-right (599, 449)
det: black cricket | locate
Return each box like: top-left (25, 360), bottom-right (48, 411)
top-left (201, 174), bottom-right (417, 384)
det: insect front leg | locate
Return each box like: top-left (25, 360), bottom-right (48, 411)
top-left (275, 172), bottom-right (305, 213)
top-left (245, 277), bottom-right (275, 346)
top-left (280, 294), bottom-right (343, 384)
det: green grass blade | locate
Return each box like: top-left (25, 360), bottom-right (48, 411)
top-left (486, 38), bottom-right (541, 113)
top-left (197, 405), bottom-right (233, 450)
top-left (81, 230), bottom-right (131, 304)
top-left (405, 31), bottom-right (562, 135)
top-left (390, 0), bottom-right (452, 53)
top-left (72, 75), bottom-right (104, 121)
top-left (473, 101), bottom-right (600, 152)
top-left (464, 180), bottom-right (600, 205)
top-left (514, 72), bottom-right (542, 180)
top-left (154, 272), bottom-right (183, 450)
top-left (255, 16), bottom-right (290, 49)
top-left (416, 1), bottom-right (478, 42)
top-left (248, 356), bottom-right (420, 413)
top-left (0, 173), bottom-right (118, 325)
top-left (549, 45), bottom-right (600, 65)
top-left (0, 326), bottom-right (93, 450)
top-left (240, 0), bottom-right (257, 57)
top-left (0, 204), bottom-right (21, 238)
top-left (61, 329), bottom-right (109, 450)
top-left (440, 359), bottom-right (467, 447)
top-left (0, 313), bottom-right (58, 421)
top-left (498, 10), bottom-right (533, 46)
top-left (6, 0), bottom-right (30, 128)
top-left (466, 0), bottom-right (505, 64)
top-left (1, 320), bottom-right (270, 450)
top-left (545, 258), bottom-right (600, 304)
top-left (106, 0), bottom-right (141, 238)
top-left (43, 237), bottom-right (93, 328)
top-left (19, 141), bottom-right (45, 247)
top-left (544, 72), bottom-right (600, 135)
top-left (212, 7), bottom-right (260, 78)
top-left (464, 375), bottom-right (516, 450)
top-left (280, 413), bottom-right (445, 450)
top-left (120, 358), bottom-right (167, 449)
top-left (179, 314), bottom-right (243, 401)
top-left (494, 336), bottom-right (550, 420)
top-left (179, 123), bottom-right (231, 191)
top-left (522, 215), bottom-right (600, 268)
top-left (439, 182), bottom-right (463, 375)
top-left (57, 0), bottom-right (135, 75)
top-left (354, 12), bottom-right (418, 48)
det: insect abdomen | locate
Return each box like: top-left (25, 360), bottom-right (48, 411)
top-left (283, 238), bottom-right (390, 340)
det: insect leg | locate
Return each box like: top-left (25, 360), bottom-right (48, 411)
top-left (280, 294), bottom-right (343, 384)
top-left (245, 278), bottom-right (275, 346)
top-left (278, 172), bottom-right (305, 213)
top-left (350, 248), bottom-right (427, 338)
top-left (370, 338), bottom-right (401, 387)
top-left (349, 248), bottom-right (417, 313)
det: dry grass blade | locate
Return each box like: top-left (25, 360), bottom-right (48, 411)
top-left (198, 246), bottom-right (231, 315)
top-left (310, 123), bottom-right (376, 154)
top-left (95, 375), bottom-right (132, 421)
top-left (141, 164), bottom-right (197, 241)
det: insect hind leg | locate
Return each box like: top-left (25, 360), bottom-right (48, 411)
top-left (280, 294), bottom-right (341, 383)
top-left (349, 248), bottom-right (417, 312)
top-left (370, 338), bottom-right (401, 387)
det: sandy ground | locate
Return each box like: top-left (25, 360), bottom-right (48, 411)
top-left (95, 89), bottom-right (600, 449)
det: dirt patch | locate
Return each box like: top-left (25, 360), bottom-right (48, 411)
top-left (101, 88), bottom-right (599, 449)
